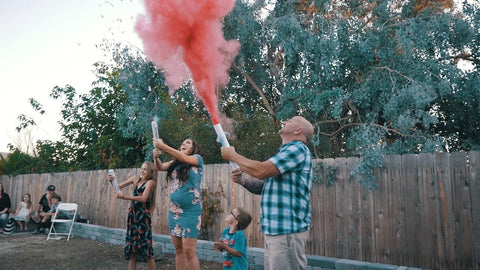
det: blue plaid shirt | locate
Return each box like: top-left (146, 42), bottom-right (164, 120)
top-left (261, 140), bottom-right (313, 235)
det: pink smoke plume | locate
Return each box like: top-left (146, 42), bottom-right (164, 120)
top-left (135, 0), bottom-right (239, 125)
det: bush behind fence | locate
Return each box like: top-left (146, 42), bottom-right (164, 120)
top-left (1, 151), bottom-right (479, 269)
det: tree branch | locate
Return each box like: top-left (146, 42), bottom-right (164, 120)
top-left (315, 116), bottom-right (352, 125)
top-left (232, 62), bottom-right (276, 117)
top-left (316, 120), bottom-right (414, 138)
top-left (451, 52), bottom-right (473, 62)
top-left (376, 66), bottom-right (414, 81)
top-left (316, 122), bottom-right (360, 137)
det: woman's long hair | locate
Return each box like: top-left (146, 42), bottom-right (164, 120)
top-left (142, 161), bottom-right (157, 213)
top-left (166, 139), bottom-right (199, 183)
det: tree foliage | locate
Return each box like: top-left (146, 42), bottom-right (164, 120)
top-left (0, 150), bottom-right (37, 176)
top-left (3, 0), bottom-right (479, 191)
top-left (5, 45), bottom-right (158, 173)
top-left (222, 0), bottom-right (480, 188)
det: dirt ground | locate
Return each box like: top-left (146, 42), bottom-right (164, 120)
top-left (0, 231), bottom-right (223, 270)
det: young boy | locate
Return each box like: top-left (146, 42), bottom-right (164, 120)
top-left (213, 207), bottom-right (252, 270)
top-left (37, 193), bottom-right (62, 234)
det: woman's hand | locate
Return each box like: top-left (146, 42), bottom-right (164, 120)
top-left (153, 148), bottom-right (162, 158)
top-left (153, 138), bottom-right (167, 150)
top-left (115, 192), bottom-right (125, 199)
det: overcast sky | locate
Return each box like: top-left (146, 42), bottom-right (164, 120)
top-left (0, 0), bottom-right (144, 153)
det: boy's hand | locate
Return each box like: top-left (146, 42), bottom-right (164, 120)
top-left (213, 240), bottom-right (225, 251)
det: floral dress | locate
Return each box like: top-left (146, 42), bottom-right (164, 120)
top-left (125, 179), bottom-right (154, 261)
top-left (169, 154), bottom-right (203, 238)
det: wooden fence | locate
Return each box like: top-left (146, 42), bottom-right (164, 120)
top-left (1, 151), bottom-right (479, 269)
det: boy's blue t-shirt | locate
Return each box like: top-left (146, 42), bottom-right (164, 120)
top-left (219, 227), bottom-right (248, 270)
top-left (49, 202), bottom-right (59, 213)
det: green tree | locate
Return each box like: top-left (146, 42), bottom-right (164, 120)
top-left (108, 44), bottom-right (226, 164)
top-left (6, 0), bottom-right (479, 188)
top-left (221, 0), bottom-right (479, 188)
top-left (47, 43), bottom-right (167, 170)
top-left (0, 149), bottom-right (37, 175)
top-left (9, 43), bottom-right (168, 173)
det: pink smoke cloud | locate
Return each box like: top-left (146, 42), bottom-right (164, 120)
top-left (135, 0), bottom-right (239, 125)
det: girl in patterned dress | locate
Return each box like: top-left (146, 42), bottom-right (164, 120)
top-left (110, 161), bottom-right (157, 270)
top-left (153, 138), bottom-right (203, 270)
top-left (14, 193), bottom-right (33, 231)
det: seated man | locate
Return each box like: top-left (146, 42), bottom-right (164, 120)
top-left (36, 193), bottom-right (64, 235)
top-left (31, 185), bottom-right (61, 234)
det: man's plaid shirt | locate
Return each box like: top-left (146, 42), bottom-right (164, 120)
top-left (260, 140), bottom-right (313, 235)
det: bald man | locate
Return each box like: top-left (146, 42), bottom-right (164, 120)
top-left (221, 116), bottom-right (314, 270)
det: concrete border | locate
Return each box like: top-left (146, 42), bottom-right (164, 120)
top-left (68, 222), bottom-right (421, 270)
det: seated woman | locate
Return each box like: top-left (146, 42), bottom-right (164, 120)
top-left (0, 183), bottom-right (12, 234)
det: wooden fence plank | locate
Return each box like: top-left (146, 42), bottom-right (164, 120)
top-left (202, 162), bottom-right (216, 241)
top-left (308, 180), bottom-right (322, 255)
top-left (235, 172), bottom-right (263, 249)
top-left (373, 156), bottom-right (391, 265)
top-left (334, 157), bottom-right (348, 258)
top-left (435, 152), bottom-right (455, 269)
top-left (468, 151), bottom-right (480, 269)
top-left (358, 168), bottom-right (374, 263)
top-left (213, 163), bottom-right (228, 241)
top-left (7, 175), bottom-right (19, 209)
top-left (345, 157), bottom-right (360, 260)
top-left (417, 153), bottom-right (439, 269)
top-left (155, 170), bottom-right (170, 235)
top-left (450, 151), bottom-right (474, 269)
top-left (234, 172), bottom-right (250, 244)
top-left (322, 158), bottom-right (337, 258)
top-left (307, 159), bottom-right (328, 256)
top-left (401, 154), bottom-right (421, 267)
top-left (384, 154), bottom-right (405, 265)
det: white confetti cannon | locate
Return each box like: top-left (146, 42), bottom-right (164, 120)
top-left (213, 124), bottom-right (239, 169)
top-left (108, 169), bottom-right (120, 192)
top-left (151, 120), bottom-right (159, 139)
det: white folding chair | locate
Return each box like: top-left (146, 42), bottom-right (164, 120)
top-left (47, 203), bottom-right (78, 241)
